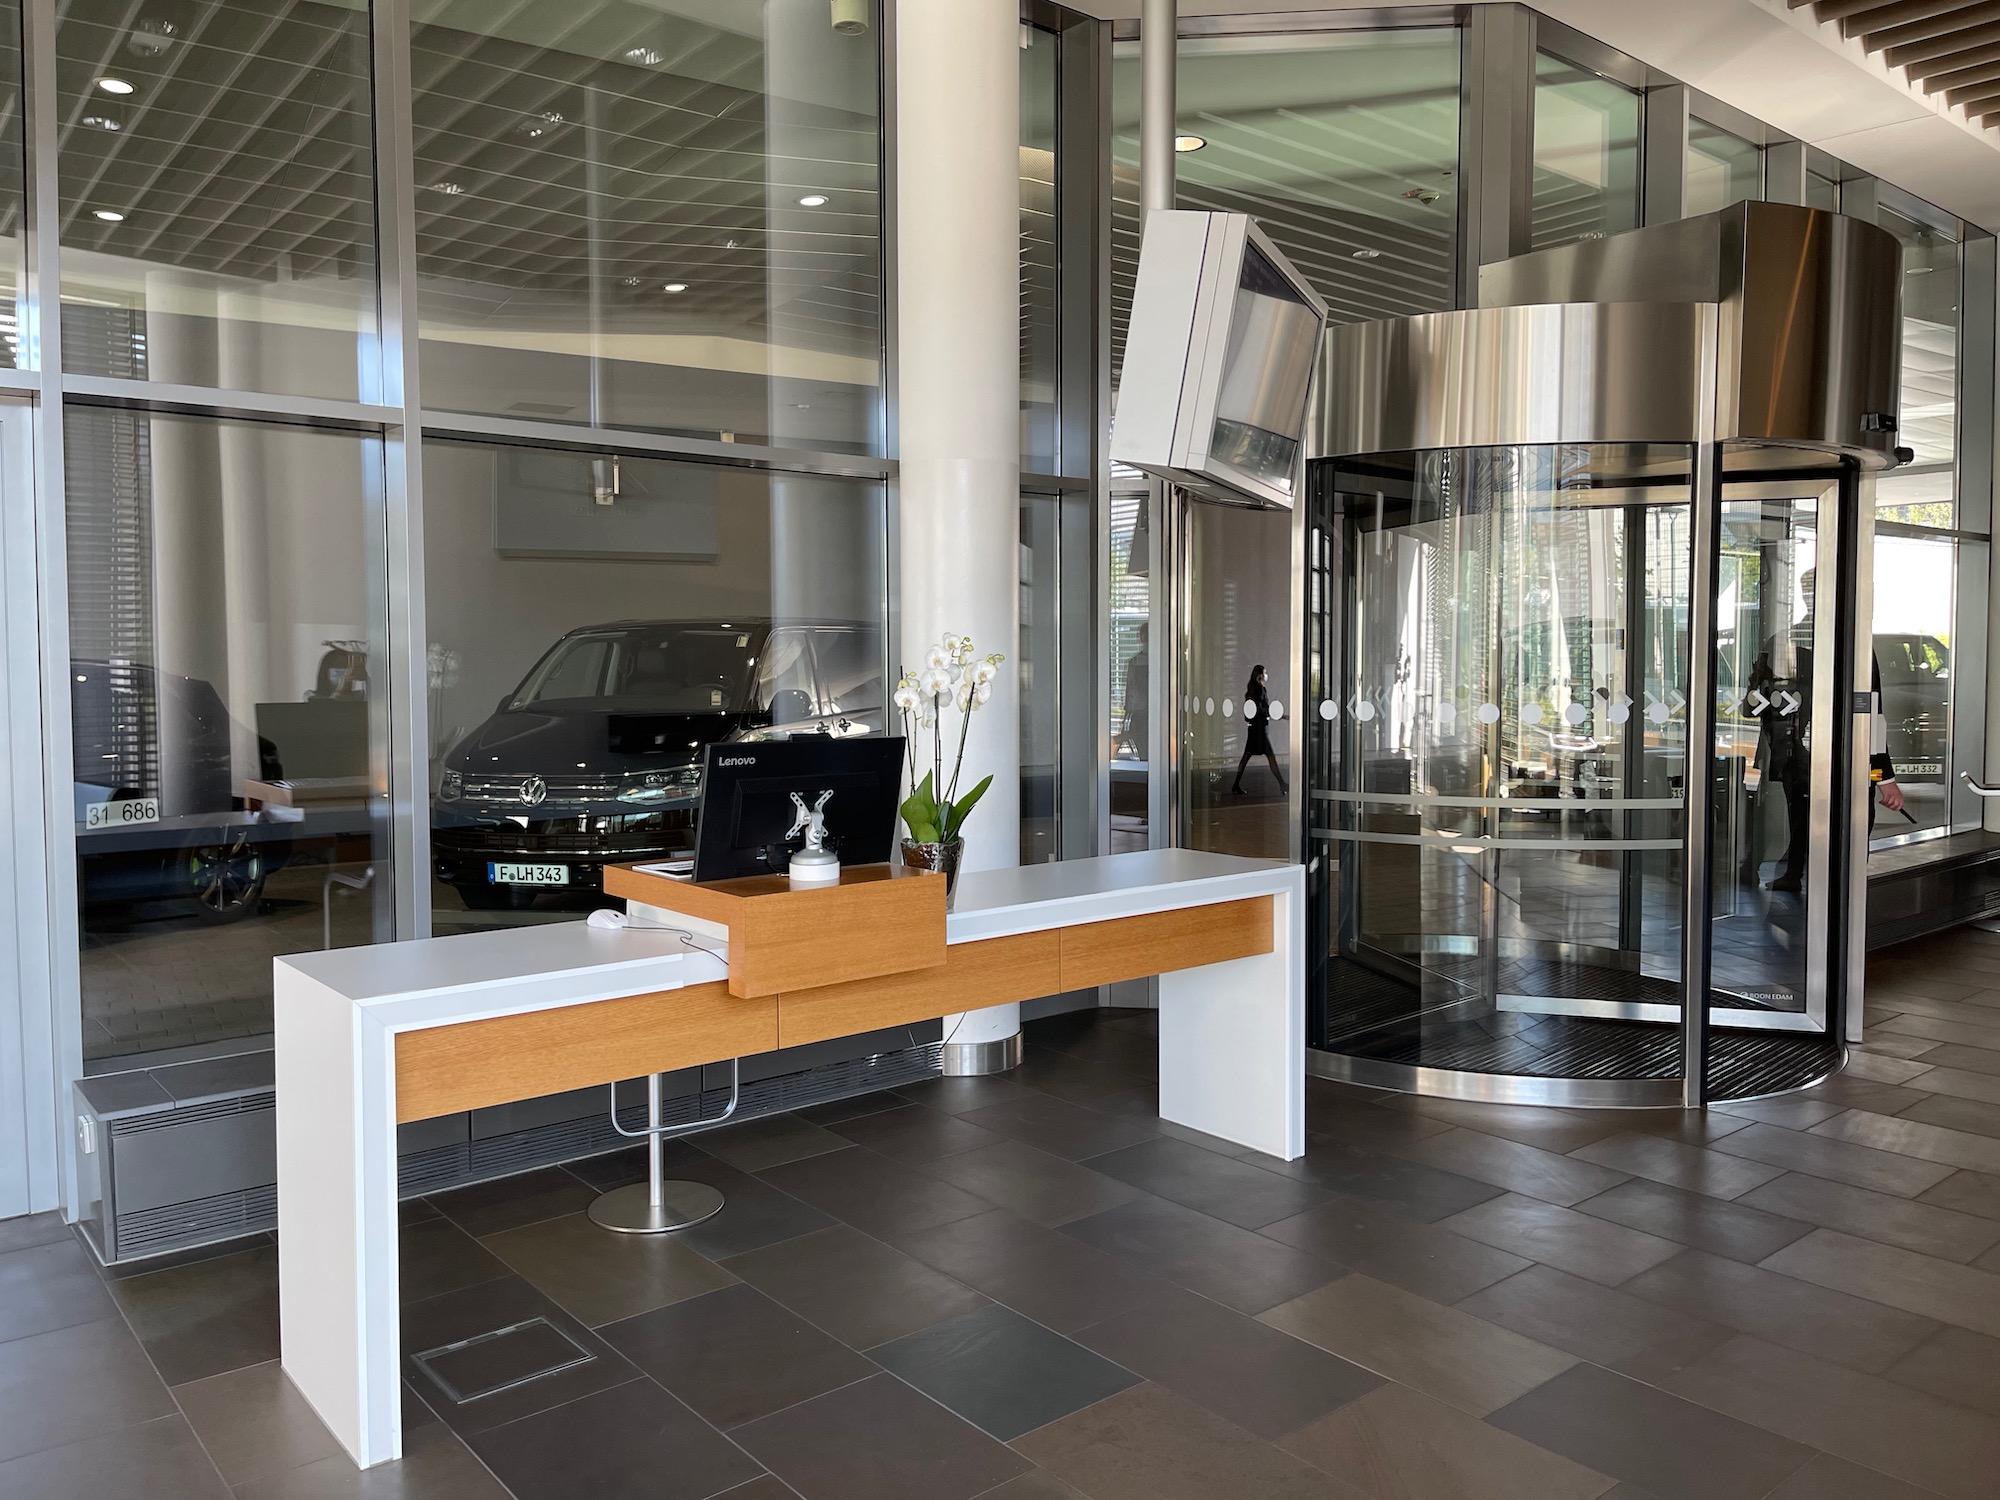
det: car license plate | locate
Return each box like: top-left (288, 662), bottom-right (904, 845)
top-left (85, 797), bottom-right (159, 829)
top-left (488, 862), bottom-right (568, 887)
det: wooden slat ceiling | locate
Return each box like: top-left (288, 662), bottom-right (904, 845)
top-left (1792, 0), bottom-right (2000, 127)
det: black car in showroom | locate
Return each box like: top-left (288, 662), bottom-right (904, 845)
top-left (432, 619), bottom-right (882, 909)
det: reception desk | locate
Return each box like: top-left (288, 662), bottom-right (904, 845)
top-left (275, 849), bottom-right (1303, 1467)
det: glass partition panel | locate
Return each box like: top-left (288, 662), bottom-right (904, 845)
top-left (412, 0), bottom-right (882, 455)
top-left (421, 439), bottom-right (884, 930)
top-left (1875, 208), bottom-right (1960, 525)
top-left (1806, 170), bottom-right (1839, 214)
top-left (1873, 528), bottom-right (1956, 838)
top-left (1685, 119), bottom-right (1761, 216)
top-left (1109, 485), bottom-right (1148, 853)
top-left (1531, 53), bottom-right (1640, 250)
top-left (65, 408), bottom-right (388, 1063)
top-left (1021, 24), bottom-right (1058, 473)
top-left (0, 0), bottom-right (22, 366)
top-left (55, 0), bottom-right (377, 399)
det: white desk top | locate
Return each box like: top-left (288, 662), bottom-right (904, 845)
top-left (277, 849), bottom-right (1296, 1032)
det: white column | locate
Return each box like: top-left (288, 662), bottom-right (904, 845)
top-left (897, 0), bottom-right (1022, 1069)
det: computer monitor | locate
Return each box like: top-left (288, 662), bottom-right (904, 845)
top-left (691, 737), bottom-right (905, 882)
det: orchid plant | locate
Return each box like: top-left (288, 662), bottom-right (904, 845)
top-left (893, 634), bottom-right (1004, 847)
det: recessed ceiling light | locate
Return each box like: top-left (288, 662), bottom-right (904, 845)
top-left (623, 44), bottom-right (665, 66)
top-left (425, 181), bottom-right (464, 195)
top-left (95, 77), bottom-right (135, 95)
top-left (1351, 248), bottom-right (1380, 260)
top-left (1908, 265), bottom-right (1935, 275)
top-left (92, 209), bottom-right (125, 223)
top-left (1174, 134), bottom-right (1206, 153)
top-left (797, 193), bottom-right (829, 207)
top-left (662, 281), bottom-right (688, 293)
top-left (621, 275), bottom-right (642, 287)
top-left (81, 113), bottom-right (122, 131)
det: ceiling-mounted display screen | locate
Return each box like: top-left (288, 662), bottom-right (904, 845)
top-left (1111, 211), bottom-right (1328, 509)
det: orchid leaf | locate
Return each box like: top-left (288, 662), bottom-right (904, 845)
top-left (942, 774), bottom-right (992, 841)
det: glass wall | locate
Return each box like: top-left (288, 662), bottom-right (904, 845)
top-left (55, 0), bottom-right (378, 399)
top-left (411, 0), bottom-right (883, 454)
top-left (1685, 118), bottom-right (1761, 216)
top-left (65, 410), bottom-right (387, 1061)
top-left (1021, 24), bottom-right (1059, 472)
top-left (1531, 52), bottom-right (1640, 249)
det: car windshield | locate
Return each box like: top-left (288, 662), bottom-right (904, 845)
top-left (508, 627), bottom-right (759, 713)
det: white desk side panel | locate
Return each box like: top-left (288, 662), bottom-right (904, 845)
top-left (1156, 873), bottom-right (1305, 1160)
top-left (276, 961), bottom-right (402, 1467)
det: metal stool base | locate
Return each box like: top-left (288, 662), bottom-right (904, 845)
top-left (587, 1181), bottom-right (725, 1235)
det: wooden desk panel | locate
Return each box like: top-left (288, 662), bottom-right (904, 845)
top-left (1059, 896), bottom-right (1273, 990)
top-left (394, 982), bottom-right (774, 1123)
top-left (776, 930), bottom-right (1062, 1048)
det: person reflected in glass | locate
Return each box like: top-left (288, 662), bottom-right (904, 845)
top-left (1231, 664), bottom-right (1287, 795)
top-left (1747, 571), bottom-right (1815, 893)
top-left (1119, 623), bottom-right (1149, 761)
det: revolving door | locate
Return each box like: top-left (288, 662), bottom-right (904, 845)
top-left (1305, 443), bottom-right (1864, 1104)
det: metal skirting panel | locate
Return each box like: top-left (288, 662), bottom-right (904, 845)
top-left (1867, 853), bottom-right (2000, 950)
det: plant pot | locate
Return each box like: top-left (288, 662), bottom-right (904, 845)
top-left (900, 836), bottom-right (964, 909)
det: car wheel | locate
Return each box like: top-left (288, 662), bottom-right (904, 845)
top-left (187, 836), bottom-right (266, 923)
top-left (455, 882), bottom-right (536, 912)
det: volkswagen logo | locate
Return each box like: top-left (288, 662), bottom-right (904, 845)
top-left (518, 776), bottom-right (547, 807)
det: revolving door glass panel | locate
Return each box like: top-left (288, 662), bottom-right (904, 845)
top-left (1306, 444), bottom-right (1697, 1083)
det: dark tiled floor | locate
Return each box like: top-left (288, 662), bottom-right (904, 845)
top-left (13, 931), bottom-right (2000, 1495)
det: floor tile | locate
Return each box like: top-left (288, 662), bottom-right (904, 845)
top-left (958, 1092), bottom-right (1159, 1161)
top-left (0, 1413), bottom-right (229, 1500)
top-left (759, 1145), bottom-right (996, 1240)
top-left (602, 1283), bottom-right (876, 1429)
top-left (1902, 1092), bottom-right (2000, 1141)
top-left (1014, 1382), bottom-right (1368, 1500)
top-left (828, 1104), bottom-right (1007, 1164)
top-left (1486, 1361), bottom-right (1815, 1500)
top-left (717, 1480), bottom-right (806, 1500)
top-left (1615, 1108), bottom-right (1754, 1146)
top-left (1712, 1095), bottom-right (1848, 1130)
top-left (1258, 1273), bottom-right (1576, 1416)
top-left (1059, 1195), bottom-right (1343, 1314)
top-left (896, 1209), bottom-right (1167, 1334)
top-left (1260, 1195), bottom-right (1531, 1303)
top-left (1761, 1227), bottom-right (2000, 1338)
top-left (1813, 1109), bottom-right (2000, 1176)
top-left (1270, 1139), bottom-right (1504, 1222)
top-left (171, 1360), bottom-right (341, 1489)
top-left (1303, 1101), bottom-right (1456, 1155)
top-left (0, 1212), bottom-right (72, 1256)
top-left (1655, 1333), bottom-right (2000, 1500)
top-left (892, 1075), bottom-right (1042, 1117)
top-left (0, 1315), bottom-right (174, 1465)
top-left (1737, 1171), bottom-right (2000, 1262)
top-left (399, 1274), bottom-right (639, 1437)
top-left (1279, 1381), bottom-right (1612, 1500)
top-left (430, 1167), bottom-right (598, 1238)
top-left (721, 1224), bottom-right (988, 1349)
top-left (1386, 1128), bottom-right (1629, 1208)
top-left (1569, 1134), bottom-right (1786, 1201)
top-left (1572, 1178), bottom-right (1813, 1263)
top-left (1876, 1013), bottom-right (2000, 1051)
top-left (1906, 1066), bottom-right (2000, 1107)
top-left (872, 1303), bottom-right (1139, 1442)
top-left (1455, 1264), bottom-right (1733, 1373)
top-left (735, 1371), bottom-right (1030, 1500)
top-left (1919, 1170), bottom-right (2000, 1221)
top-left (918, 1140), bottom-right (1140, 1228)
top-left (107, 1242), bottom-right (279, 1385)
top-left (1073, 1287), bottom-right (1380, 1439)
top-left (469, 1376), bottom-right (763, 1500)
top-left (1708, 1122), bottom-right (1957, 1196)
top-left (1373, 1096), bottom-right (1627, 1153)
top-left (1013, 1043), bottom-right (1151, 1107)
top-left (1843, 1050), bottom-right (1939, 1086)
top-left (1440, 1193), bottom-right (1682, 1286)
top-left (695, 1113), bottom-right (853, 1173)
top-left (481, 1210), bottom-right (736, 1327)
top-left (573, 1142), bottom-right (843, 1260)
top-left (1912, 1043), bottom-right (2000, 1079)
top-left (1795, 1075), bottom-right (1936, 1117)
top-left (0, 1237), bottom-right (117, 1344)
top-left (974, 1473), bottom-right (1091, 1500)
top-left (230, 1419), bottom-right (511, 1499)
top-left (1885, 1324), bottom-right (2000, 1419)
top-left (1621, 1249), bottom-right (1939, 1373)
top-left (1762, 1453), bottom-right (1945, 1500)
top-left (398, 1217), bottom-right (511, 1305)
top-left (1857, 1035), bottom-right (1947, 1063)
top-left (1082, 1137), bottom-right (1328, 1229)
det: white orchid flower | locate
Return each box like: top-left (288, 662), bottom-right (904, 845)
top-left (973, 660), bottom-right (997, 685)
top-left (975, 682), bottom-right (991, 704)
top-left (925, 645), bottom-right (948, 671)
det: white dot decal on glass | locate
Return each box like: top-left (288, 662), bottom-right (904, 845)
top-left (1438, 703), bottom-right (1457, 726)
top-left (1243, 700), bottom-right (1256, 721)
top-left (1205, 698), bottom-right (1215, 716)
top-left (1355, 702), bottom-right (1376, 722)
top-left (1564, 703), bottom-right (1587, 727)
top-left (1318, 700), bottom-right (1336, 721)
top-left (1647, 701), bottom-right (1670, 724)
top-left (1520, 702), bottom-right (1543, 725)
top-left (1270, 701), bottom-right (1284, 721)
top-left (1222, 698), bottom-right (1234, 718)
top-left (1476, 702), bottom-right (1501, 724)
top-left (1609, 703), bottom-right (1630, 724)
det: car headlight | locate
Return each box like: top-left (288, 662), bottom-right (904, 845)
top-left (439, 768), bottom-right (462, 802)
top-left (616, 766), bottom-right (703, 804)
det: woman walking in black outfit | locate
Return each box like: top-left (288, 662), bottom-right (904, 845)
top-left (1231, 664), bottom-right (1287, 794)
